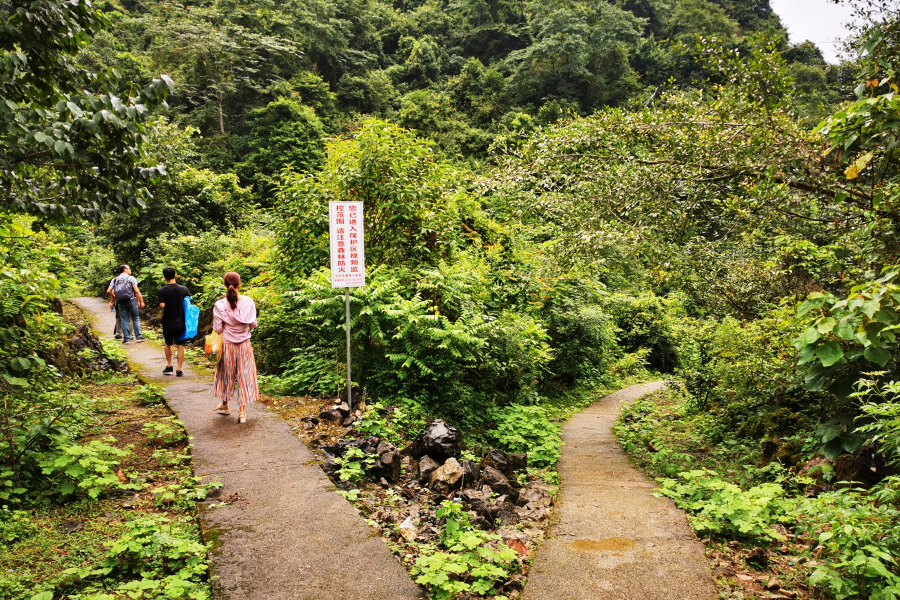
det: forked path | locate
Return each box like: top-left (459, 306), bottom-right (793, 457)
top-left (75, 298), bottom-right (422, 600)
top-left (524, 383), bottom-right (717, 600)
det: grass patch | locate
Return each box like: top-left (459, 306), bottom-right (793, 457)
top-left (0, 373), bottom-right (217, 600)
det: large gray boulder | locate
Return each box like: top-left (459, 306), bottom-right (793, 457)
top-left (408, 419), bottom-right (462, 463)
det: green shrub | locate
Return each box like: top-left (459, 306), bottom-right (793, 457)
top-left (656, 469), bottom-right (795, 541)
top-left (143, 417), bottom-right (187, 447)
top-left (354, 403), bottom-right (407, 446)
top-left (61, 516), bottom-right (210, 600)
top-left (258, 344), bottom-right (343, 397)
top-left (546, 301), bottom-right (618, 383)
top-left (335, 447), bottom-right (375, 483)
top-left (0, 509), bottom-right (39, 544)
top-left (98, 118), bottom-right (255, 264)
top-left (490, 404), bottom-right (561, 467)
top-left (604, 293), bottom-right (681, 373)
top-left (244, 98), bottom-right (326, 181)
top-left (412, 500), bottom-right (518, 599)
top-left (150, 477), bottom-right (222, 511)
top-left (38, 439), bottom-right (140, 500)
top-left (799, 488), bottom-right (900, 600)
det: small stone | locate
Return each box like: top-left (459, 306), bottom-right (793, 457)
top-left (746, 547), bottom-right (769, 567)
top-left (503, 576), bottom-right (527, 592)
top-left (508, 452), bottom-right (527, 472)
top-left (335, 402), bottom-right (351, 418)
top-left (59, 520), bottom-right (84, 533)
top-left (482, 448), bottom-right (512, 478)
top-left (430, 458), bottom-right (465, 495)
top-left (715, 566), bottom-right (736, 578)
top-left (318, 408), bottom-right (341, 422)
top-left (398, 516), bottom-right (417, 541)
top-left (358, 436), bottom-right (381, 455)
top-left (499, 528), bottom-right (532, 545)
top-left (460, 459), bottom-right (480, 487)
top-left (418, 456), bottom-right (441, 484)
top-left (372, 441), bottom-right (402, 483)
top-left (482, 466), bottom-right (518, 502)
top-left (516, 487), bottom-right (550, 507)
top-left (460, 488), bottom-right (491, 515)
top-left (497, 506), bottom-right (518, 526)
top-left (321, 454), bottom-right (338, 476)
top-left (470, 515), bottom-right (491, 530)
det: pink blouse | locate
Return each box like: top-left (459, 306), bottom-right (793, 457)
top-left (213, 295), bottom-right (258, 344)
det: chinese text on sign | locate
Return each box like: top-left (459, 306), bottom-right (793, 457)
top-left (329, 201), bottom-right (366, 288)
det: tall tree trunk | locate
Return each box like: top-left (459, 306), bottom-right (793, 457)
top-left (217, 90), bottom-right (225, 135)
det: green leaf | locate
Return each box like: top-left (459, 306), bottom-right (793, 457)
top-left (798, 345), bottom-right (816, 364)
top-left (835, 318), bottom-right (856, 340)
top-left (1, 373), bottom-right (29, 388)
top-left (822, 438), bottom-right (844, 460)
top-left (805, 364), bottom-right (831, 391)
top-left (797, 300), bottom-right (816, 317)
top-left (799, 326), bottom-right (821, 346)
top-left (860, 299), bottom-right (881, 319)
top-left (817, 418), bottom-right (847, 444)
top-left (842, 434), bottom-right (866, 453)
top-left (816, 342), bottom-right (844, 367)
top-left (864, 346), bottom-right (892, 367)
top-left (817, 318), bottom-right (837, 334)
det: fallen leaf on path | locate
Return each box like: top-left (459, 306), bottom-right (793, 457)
top-left (507, 539), bottom-right (527, 555)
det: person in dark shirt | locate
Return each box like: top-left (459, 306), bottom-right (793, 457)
top-left (157, 267), bottom-right (191, 376)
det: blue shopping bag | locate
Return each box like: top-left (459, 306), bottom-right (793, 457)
top-left (179, 297), bottom-right (200, 341)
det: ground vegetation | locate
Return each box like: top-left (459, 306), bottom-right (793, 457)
top-left (5, 0), bottom-right (900, 598)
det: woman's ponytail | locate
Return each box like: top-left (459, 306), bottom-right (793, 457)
top-left (224, 272), bottom-right (241, 309)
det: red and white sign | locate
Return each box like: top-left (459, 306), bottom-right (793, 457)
top-left (329, 201), bottom-right (366, 288)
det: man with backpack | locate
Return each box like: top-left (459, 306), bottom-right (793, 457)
top-left (106, 265), bottom-right (146, 344)
top-left (108, 278), bottom-right (123, 339)
top-left (157, 267), bottom-right (191, 376)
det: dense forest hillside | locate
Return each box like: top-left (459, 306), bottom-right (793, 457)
top-left (5, 0), bottom-right (900, 597)
top-left (82, 0), bottom-right (848, 179)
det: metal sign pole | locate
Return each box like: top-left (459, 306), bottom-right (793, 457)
top-left (345, 286), bottom-right (352, 412)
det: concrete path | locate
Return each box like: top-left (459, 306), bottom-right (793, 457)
top-left (75, 297), bottom-right (422, 600)
top-left (524, 382), bottom-right (717, 600)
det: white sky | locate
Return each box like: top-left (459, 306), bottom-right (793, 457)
top-left (769, 0), bottom-right (858, 63)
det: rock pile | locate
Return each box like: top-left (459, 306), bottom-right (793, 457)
top-left (313, 415), bottom-right (553, 530)
top-left (295, 405), bottom-right (556, 599)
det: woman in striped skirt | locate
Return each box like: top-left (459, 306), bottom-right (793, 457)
top-left (213, 272), bottom-right (258, 423)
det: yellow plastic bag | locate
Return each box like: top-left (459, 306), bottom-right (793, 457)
top-left (205, 331), bottom-right (223, 363)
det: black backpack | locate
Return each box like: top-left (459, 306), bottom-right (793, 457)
top-left (111, 274), bottom-right (135, 301)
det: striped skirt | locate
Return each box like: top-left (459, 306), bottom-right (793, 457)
top-left (214, 340), bottom-right (259, 407)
